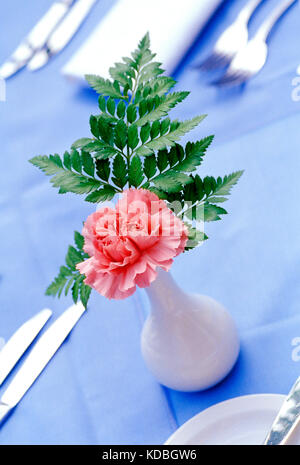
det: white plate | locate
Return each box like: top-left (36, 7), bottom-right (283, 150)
top-left (165, 394), bottom-right (300, 445)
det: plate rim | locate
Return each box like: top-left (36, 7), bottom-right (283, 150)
top-left (164, 393), bottom-right (286, 445)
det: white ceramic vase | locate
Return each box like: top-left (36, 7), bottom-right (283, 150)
top-left (141, 269), bottom-right (240, 392)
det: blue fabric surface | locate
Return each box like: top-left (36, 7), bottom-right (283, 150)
top-left (0, 0), bottom-right (300, 444)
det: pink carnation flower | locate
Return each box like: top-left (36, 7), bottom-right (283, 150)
top-left (76, 189), bottom-right (188, 299)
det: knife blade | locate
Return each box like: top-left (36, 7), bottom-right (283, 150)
top-left (27, 0), bottom-right (97, 71)
top-left (0, 302), bottom-right (86, 425)
top-left (0, 0), bottom-right (75, 79)
top-left (264, 377), bottom-right (300, 445)
top-left (0, 309), bottom-right (52, 386)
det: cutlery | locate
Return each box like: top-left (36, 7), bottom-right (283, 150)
top-left (0, 302), bottom-right (85, 425)
top-left (28, 0), bottom-right (97, 72)
top-left (213, 0), bottom-right (297, 86)
top-left (264, 376), bottom-right (300, 445)
top-left (197, 0), bottom-right (264, 71)
top-left (0, 309), bottom-right (52, 386)
top-left (0, 0), bottom-right (75, 79)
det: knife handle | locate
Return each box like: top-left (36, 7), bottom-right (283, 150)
top-left (264, 377), bottom-right (300, 445)
top-left (26, 1), bottom-right (75, 50)
top-left (48, 0), bottom-right (97, 54)
top-left (0, 402), bottom-right (11, 425)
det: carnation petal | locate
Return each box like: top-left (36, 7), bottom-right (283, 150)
top-left (78, 189), bottom-right (187, 300)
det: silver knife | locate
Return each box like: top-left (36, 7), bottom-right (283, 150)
top-left (0, 309), bottom-right (52, 386)
top-left (0, 0), bottom-right (75, 79)
top-left (28, 0), bottom-right (97, 71)
top-left (0, 302), bottom-right (86, 425)
top-left (264, 377), bottom-right (300, 445)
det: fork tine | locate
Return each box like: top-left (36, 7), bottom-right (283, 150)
top-left (195, 53), bottom-right (219, 70)
top-left (212, 70), bottom-right (250, 87)
top-left (228, 71), bottom-right (252, 85)
top-left (196, 52), bottom-right (232, 71)
top-left (210, 71), bottom-right (238, 86)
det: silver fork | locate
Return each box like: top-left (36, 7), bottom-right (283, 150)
top-left (213, 0), bottom-right (297, 86)
top-left (197, 0), bottom-right (264, 70)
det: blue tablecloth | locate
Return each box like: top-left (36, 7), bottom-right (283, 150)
top-left (0, 0), bottom-right (300, 444)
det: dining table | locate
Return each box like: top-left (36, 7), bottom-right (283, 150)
top-left (0, 0), bottom-right (300, 444)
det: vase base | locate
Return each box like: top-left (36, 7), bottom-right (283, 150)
top-left (141, 286), bottom-right (240, 392)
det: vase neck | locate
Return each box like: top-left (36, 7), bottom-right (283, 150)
top-left (145, 269), bottom-right (187, 316)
